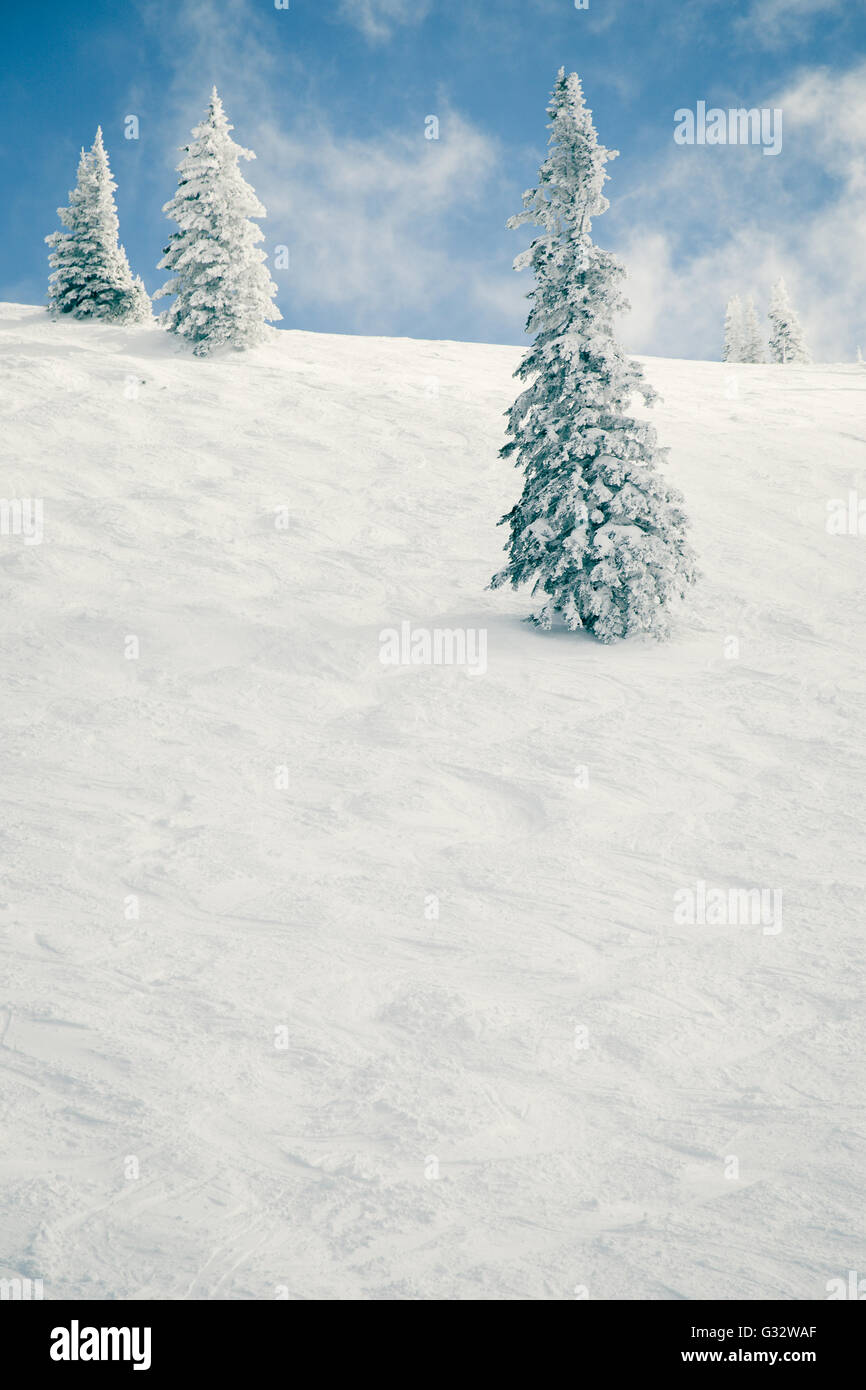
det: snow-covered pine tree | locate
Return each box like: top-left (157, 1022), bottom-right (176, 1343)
top-left (767, 277), bottom-right (811, 364)
top-left (46, 128), bottom-right (152, 322)
top-left (155, 88), bottom-right (281, 356)
top-left (741, 297), bottom-right (765, 363)
top-left (722, 295), bottom-right (745, 363)
top-left (490, 69), bottom-right (697, 643)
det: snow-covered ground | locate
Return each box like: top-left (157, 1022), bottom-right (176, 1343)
top-left (1, 302), bottom-right (864, 1300)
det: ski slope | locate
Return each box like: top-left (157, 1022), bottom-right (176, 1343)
top-left (0, 302), bottom-right (864, 1301)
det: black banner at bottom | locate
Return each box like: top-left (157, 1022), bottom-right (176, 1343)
top-left (6, 1298), bottom-right (864, 1376)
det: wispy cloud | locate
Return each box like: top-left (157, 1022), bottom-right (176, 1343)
top-left (613, 59), bottom-right (866, 362)
top-left (737, 0), bottom-right (846, 49)
top-left (253, 111), bottom-right (515, 336)
top-left (135, 0), bottom-right (291, 132)
top-left (338, 0), bottom-right (431, 44)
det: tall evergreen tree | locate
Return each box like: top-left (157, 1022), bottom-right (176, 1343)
top-left (741, 297), bottom-right (765, 363)
top-left (490, 70), bottom-right (696, 643)
top-left (45, 128), bottom-right (151, 322)
top-left (155, 89), bottom-right (281, 356)
top-left (767, 277), bottom-right (811, 364)
top-left (722, 295), bottom-right (745, 363)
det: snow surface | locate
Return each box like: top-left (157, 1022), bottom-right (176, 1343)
top-left (1, 302), bottom-right (864, 1300)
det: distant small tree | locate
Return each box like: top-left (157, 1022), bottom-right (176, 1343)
top-left (490, 70), bottom-right (697, 642)
top-left (767, 278), bottom-right (811, 364)
top-left (741, 297), bottom-right (765, 364)
top-left (155, 88), bottom-right (281, 356)
top-left (723, 295), bottom-right (745, 363)
top-left (46, 128), bottom-right (151, 322)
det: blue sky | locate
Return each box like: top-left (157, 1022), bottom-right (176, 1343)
top-left (1, 0), bottom-right (864, 358)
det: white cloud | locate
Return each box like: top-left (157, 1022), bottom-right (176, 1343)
top-left (778, 62), bottom-right (866, 188)
top-left (139, 0), bottom-right (282, 91)
top-left (338, 0), bottom-right (431, 43)
top-left (738, 0), bottom-right (845, 48)
top-left (252, 112), bottom-right (515, 336)
top-left (614, 60), bottom-right (866, 362)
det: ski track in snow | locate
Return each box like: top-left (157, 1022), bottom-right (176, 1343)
top-left (0, 303), bottom-right (864, 1300)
